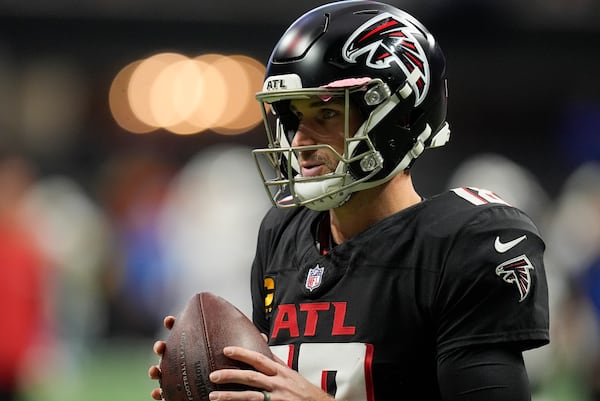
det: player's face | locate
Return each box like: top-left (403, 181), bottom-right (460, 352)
top-left (289, 96), bottom-right (363, 177)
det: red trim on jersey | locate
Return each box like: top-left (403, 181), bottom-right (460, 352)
top-left (365, 343), bottom-right (375, 401)
top-left (463, 186), bottom-right (489, 204)
top-left (321, 370), bottom-right (328, 394)
top-left (287, 344), bottom-right (295, 368)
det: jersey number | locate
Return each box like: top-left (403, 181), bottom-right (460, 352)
top-left (452, 186), bottom-right (510, 206)
top-left (270, 342), bottom-right (375, 401)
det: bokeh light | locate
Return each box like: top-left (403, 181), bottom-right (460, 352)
top-left (109, 60), bottom-right (155, 134)
top-left (128, 52), bottom-right (188, 129)
top-left (213, 55), bottom-right (266, 135)
top-left (109, 52), bottom-right (266, 136)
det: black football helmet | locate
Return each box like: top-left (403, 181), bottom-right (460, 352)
top-left (253, 0), bottom-right (450, 210)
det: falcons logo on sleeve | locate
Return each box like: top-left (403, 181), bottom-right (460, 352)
top-left (341, 12), bottom-right (431, 106)
top-left (495, 255), bottom-right (535, 302)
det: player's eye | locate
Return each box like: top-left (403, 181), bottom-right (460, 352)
top-left (318, 108), bottom-right (340, 120)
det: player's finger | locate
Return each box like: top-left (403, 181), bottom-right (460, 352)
top-left (209, 390), bottom-right (265, 401)
top-left (150, 388), bottom-right (163, 400)
top-left (164, 316), bottom-right (176, 330)
top-left (148, 365), bottom-right (161, 380)
top-left (221, 346), bottom-right (278, 376)
top-left (270, 352), bottom-right (287, 366)
top-left (153, 340), bottom-right (166, 356)
top-left (210, 367), bottom-right (265, 387)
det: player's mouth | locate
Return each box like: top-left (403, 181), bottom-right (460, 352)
top-left (298, 150), bottom-right (336, 177)
top-left (300, 162), bottom-right (327, 177)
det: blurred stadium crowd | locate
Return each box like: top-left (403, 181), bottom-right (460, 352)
top-left (1, 1), bottom-right (599, 400)
top-left (0, 146), bottom-right (272, 401)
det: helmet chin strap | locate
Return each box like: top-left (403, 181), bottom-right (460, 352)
top-left (292, 175), bottom-right (352, 211)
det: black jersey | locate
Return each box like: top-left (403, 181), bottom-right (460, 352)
top-left (250, 187), bottom-right (549, 400)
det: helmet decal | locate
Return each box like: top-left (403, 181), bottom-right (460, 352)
top-left (262, 73), bottom-right (303, 92)
top-left (342, 12), bottom-right (431, 105)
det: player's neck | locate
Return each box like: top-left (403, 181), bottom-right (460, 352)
top-left (329, 172), bottom-right (421, 244)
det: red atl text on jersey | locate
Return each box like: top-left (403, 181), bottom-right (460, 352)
top-left (271, 302), bottom-right (356, 339)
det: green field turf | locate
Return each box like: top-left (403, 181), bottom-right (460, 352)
top-left (18, 340), bottom-right (156, 401)
top-left (16, 339), bottom-right (587, 401)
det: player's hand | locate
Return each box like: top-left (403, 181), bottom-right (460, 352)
top-left (208, 346), bottom-right (334, 401)
top-left (148, 316), bottom-right (176, 400)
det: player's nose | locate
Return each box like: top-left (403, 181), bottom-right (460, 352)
top-left (291, 121), bottom-right (319, 147)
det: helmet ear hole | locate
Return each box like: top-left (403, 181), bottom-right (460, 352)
top-left (348, 141), bottom-right (371, 180)
top-left (409, 108), bottom-right (424, 126)
top-left (349, 121), bottom-right (416, 182)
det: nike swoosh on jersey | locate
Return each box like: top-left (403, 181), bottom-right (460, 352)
top-left (494, 235), bottom-right (527, 253)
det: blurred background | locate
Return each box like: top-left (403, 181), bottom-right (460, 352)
top-left (0, 0), bottom-right (599, 400)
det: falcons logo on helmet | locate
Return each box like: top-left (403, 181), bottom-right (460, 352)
top-left (342, 12), bottom-right (431, 106)
top-left (495, 255), bottom-right (535, 302)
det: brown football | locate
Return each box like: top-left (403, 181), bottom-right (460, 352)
top-left (159, 292), bottom-right (272, 401)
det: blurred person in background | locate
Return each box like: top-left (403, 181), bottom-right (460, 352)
top-left (0, 156), bottom-right (47, 401)
top-left (97, 153), bottom-right (176, 338)
top-left (541, 162), bottom-right (600, 400)
top-left (158, 145), bottom-right (270, 319)
top-left (22, 175), bottom-right (112, 367)
top-left (149, 1), bottom-right (549, 400)
top-left (446, 153), bottom-right (552, 230)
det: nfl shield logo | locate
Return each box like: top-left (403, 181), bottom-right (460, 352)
top-left (305, 264), bottom-right (324, 291)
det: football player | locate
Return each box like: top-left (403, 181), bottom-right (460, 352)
top-left (149, 1), bottom-right (549, 400)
